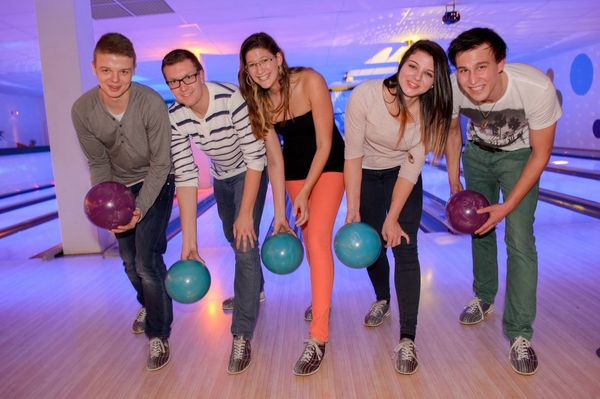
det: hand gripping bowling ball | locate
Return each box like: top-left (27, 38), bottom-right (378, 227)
top-left (261, 233), bottom-right (304, 275)
top-left (83, 182), bottom-right (135, 229)
top-left (445, 190), bottom-right (490, 234)
top-left (334, 222), bottom-right (382, 269)
top-left (165, 260), bottom-right (211, 304)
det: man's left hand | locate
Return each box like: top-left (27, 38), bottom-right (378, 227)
top-left (111, 208), bottom-right (142, 233)
top-left (474, 203), bottom-right (510, 235)
top-left (233, 213), bottom-right (256, 252)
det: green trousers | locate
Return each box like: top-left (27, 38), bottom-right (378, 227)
top-left (462, 142), bottom-right (539, 340)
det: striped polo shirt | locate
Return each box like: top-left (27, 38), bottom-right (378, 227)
top-left (169, 82), bottom-right (267, 186)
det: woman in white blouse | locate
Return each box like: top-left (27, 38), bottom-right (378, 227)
top-left (343, 39), bottom-right (452, 375)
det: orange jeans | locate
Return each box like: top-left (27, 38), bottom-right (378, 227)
top-left (286, 172), bottom-right (344, 343)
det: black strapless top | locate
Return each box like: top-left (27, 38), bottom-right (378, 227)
top-left (274, 110), bottom-right (345, 181)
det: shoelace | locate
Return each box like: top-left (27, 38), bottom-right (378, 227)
top-left (232, 338), bottom-right (247, 360)
top-left (300, 339), bottom-right (323, 362)
top-left (135, 308), bottom-right (146, 322)
top-left (464, 298), bottom-right (482, 314)
top-left (149, 338), bottom-right (165, 358)
top-left (393, 340), bottom-right (416, 361)
top-left (369, 301), bottom-right (388, 317)
top-left (511, 337), bottom-right (531, 361)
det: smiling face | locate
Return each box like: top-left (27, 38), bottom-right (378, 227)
top-left (454, 44), bottom-right (506, 103)
top-left (162, 59), bottom-right (205, 111)
top-left (244, 47), bottom-right (282, 90)
top-left (93, 52), bottom-right (134, 104)
top-left (397, 49), bottom-right (435, 98)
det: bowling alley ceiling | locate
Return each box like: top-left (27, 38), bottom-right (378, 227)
top-left (0, 0), bottom-right (599, 97)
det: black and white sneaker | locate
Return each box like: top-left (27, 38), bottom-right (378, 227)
top-left (393, 338), bottom-right (419, 375)
top-left (364, 300), bottom-right (390, 327)
top-left (147, 337), bottom-right (170, 371)
top-left (459, 297), bottom-right (493, 325)
top-left (222, 292), bottom-right (266, 311)
top-left (509, 336), bottom-right (538, 375)
top-left (227, 336), bottom-right (252, 374)
top-left (132, 307), bottom-right (146, 334)
top-left (293, 339), bottom-right (326, 376)
top-left (304, 304), bottom-right (332, 322)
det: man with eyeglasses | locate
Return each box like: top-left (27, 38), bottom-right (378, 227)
top-left (161, 49), bottom-right (268, 374)
top-left (72, 33), bottom-right (174, 371)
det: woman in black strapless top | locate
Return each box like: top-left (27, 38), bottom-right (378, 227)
top-left (239, 32), bottom-right (344, 377)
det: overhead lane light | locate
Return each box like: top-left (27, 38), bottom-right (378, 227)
top-left (345, 40), bottom-right (415, 83)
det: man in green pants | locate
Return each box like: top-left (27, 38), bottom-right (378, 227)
top-left (445, 27), bottom-right (561, 375)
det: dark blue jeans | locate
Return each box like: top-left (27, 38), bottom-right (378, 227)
top-left (213, 170), bottom-right (268, 339)
top-left (116, 175), bottom-right (174, 339)
top-left (360, 167), bottom-right (422, 339)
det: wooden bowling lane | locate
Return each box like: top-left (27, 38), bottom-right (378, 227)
top-left (1, 185), bottom-right (600, 398)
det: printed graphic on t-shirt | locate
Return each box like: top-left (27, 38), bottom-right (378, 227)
top-left (462, 107), bottom-right (528, 148)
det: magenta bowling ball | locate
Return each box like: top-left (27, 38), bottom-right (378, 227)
top-left (445, 190), bottom-right (490, 234)
top-left (83, 182), bottom-right (135, 229)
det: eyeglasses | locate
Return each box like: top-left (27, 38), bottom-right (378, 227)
top-left (245, 57), bottom-right (274, 72)
top-left (166, 71), bottom-right (200, 89)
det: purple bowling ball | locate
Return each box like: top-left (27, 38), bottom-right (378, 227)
top-left (84, 182), bottom-right (135, 229)
top-left (445, 190), bottom-right (490, 234)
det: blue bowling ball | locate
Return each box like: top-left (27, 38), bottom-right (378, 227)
top-left (165, 260), bottom-right (211, 304)
top-left (261, 233), bottom-right (304, 275)
top-left (334, 222), bottom-right (382, 269)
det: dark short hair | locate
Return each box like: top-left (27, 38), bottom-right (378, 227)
top-left (161, 49), bottom-right (203, 78)
top-left (94, 33), bottom-right (136, 65)
top-left (448, 27), bottom-right (507, 67)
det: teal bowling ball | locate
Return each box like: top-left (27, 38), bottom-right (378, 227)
top-left (165, 260), bottom-right (211, 304)
top-left (334, 222), bottom-right (382, 269)
top-left (261, 233), bottom-right (304, 275)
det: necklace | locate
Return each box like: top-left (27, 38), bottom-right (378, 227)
top-left (477, 101), bottom-right (498, 129)
top-left (476, 74), bottom-right (506, 129)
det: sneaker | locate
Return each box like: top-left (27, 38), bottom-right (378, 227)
top-left (459, 297), bottom-right (493, 325)
top-left (364, 300), bottom-right (391, 327)
top-left (222, 291), bottom-right (266, 311)
top-left (304, 304), bottom-right (332, 322)
top-left (393, 338), bottom-right (419, 374)
top-left (304, 304), bottom-right (313, 321)
top-left (132, 307), bottom-right (146, 334)
top-left (293, 339), bottom-right (326, 376)
top-left (227, 336), bottom-right (252, 374)
top-left (509, 336), bottom-right (538, 375)
top-left (146, 337), bottom-right (170, 371)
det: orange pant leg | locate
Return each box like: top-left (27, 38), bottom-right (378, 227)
top-left (286, 172), bottom-right (344, 342)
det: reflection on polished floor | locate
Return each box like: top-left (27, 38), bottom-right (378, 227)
top-left (0, 152), bottom-right (599, 398)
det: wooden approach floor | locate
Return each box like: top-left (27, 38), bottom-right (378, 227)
top-left (1, 200), bottom-right (599, 399)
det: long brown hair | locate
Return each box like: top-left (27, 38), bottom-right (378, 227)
top-left (238, 32), bottom-right (303, 139)
top-left (383, 40), bottom-right (452, 160)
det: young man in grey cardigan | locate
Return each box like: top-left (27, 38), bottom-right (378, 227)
top-left (72, 33), bottom-right (174, 371)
